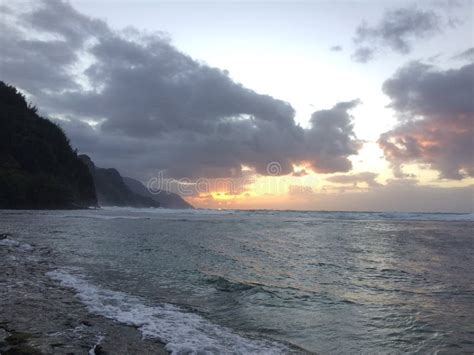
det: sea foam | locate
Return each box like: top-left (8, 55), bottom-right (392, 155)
top-left (0, 238), bottom-right (33, 251)
top-left (47, 269), bottom-right (288, 354)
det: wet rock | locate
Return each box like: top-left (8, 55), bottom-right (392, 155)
top-left (0, 327), bottom-right (9, 342)
top-left (50, 342), bottom-right (65, 348)
top-left (2, 344), bottom-right (43, 355)
top-left (0, 331), bottom-right (43, 355)
top-left (5, 331), bottom-right (32, 345)
top-left (92, 344), bottom-right (106, 354)
top-left (81, 319), bottom-right (93, 327)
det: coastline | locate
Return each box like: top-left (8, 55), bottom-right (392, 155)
top-left (0, 234), bottom-right (168, 355)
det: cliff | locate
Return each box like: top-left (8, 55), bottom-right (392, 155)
top-left (123, 177), bottom-right (193, 209)
top-left (0, 82), bottom-right (97, 209)
top-left (79, 155), bottom-right (160, 208)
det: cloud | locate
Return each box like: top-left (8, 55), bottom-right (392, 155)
top-left (351, 47), bottom-right (375, 63)
top-left (330, 45), bottom-right (342, 52)
top-left (0, 0), bottom-right (363, 180)
top-left (452, 47), bottom-right (474, 62)
top-left (378, 61), bottom-right (474, 180)
top-left (326, 172), bottom-right (382, 187)
top-left (288, 185), bottom-right (314, 196)
top-left (25, 0), bottom-right (109, 46)
top-left (305, 100), bottom-right (363, 173)
top-left (352, 6), bottom-right (444, 62)
top-left (311, 181), bottom-right (474, 213)
top-left (291, 169), bottom-right (309, 177)
top-left (206, 179), bottom-right (473, 213)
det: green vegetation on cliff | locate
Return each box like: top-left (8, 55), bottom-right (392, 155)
top-left (0, 82), bottom-right (97, 209)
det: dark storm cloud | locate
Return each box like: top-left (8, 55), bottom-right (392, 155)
top-left (378, 61), bottom-right (474, 180)
top-left (326, 172), bottom-right (382, 187)
top-left (0, 0), bottom-right (362, 180)
top-left (352, 6), bottom-right (444, 62)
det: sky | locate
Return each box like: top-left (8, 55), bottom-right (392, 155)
top-left (1, 0), bottom-right (473, 212)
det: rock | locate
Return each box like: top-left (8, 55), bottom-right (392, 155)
top-left (5, 331), bottom-right (31, 345)
top-left (0, 327), bottom-right (9, 342)
top-left (81, 320), bottom-right (93, 327)
top-left (0, 331), bottom-right (43, 355)
top-left (93, 344), bottom-right (106, 354)
top-left (2, 344), bottom-right (43, 354)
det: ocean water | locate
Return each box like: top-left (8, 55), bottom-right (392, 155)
top-left (1, 208), bottom-right (473, 353)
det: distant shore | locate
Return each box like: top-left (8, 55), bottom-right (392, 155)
top-left (0, 233), bottom-right (168, 355)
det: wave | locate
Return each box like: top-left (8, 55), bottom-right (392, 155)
top-left (101, 207), bottom-right (474, 221)
top-left (61, 215), bottom-right (151, 221)
top-left (47, 269), bottom-right (288, 354)
top-left (0, 237), bottom-right (33, 252)
top-left (205, 275), bottom-right (257, 293)
top-left (50, 206), bottom-right (474, 222)
top-left (101, 206), bottom-right (237, 215)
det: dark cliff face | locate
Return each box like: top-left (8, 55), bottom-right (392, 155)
top-left (123, 177), bottom-right (193, 209)
top-left (0, 82), bottom-right (98, 209)
top-left (78, 155), bottom-right (160, 208)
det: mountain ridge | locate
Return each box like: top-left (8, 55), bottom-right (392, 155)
top-left (0, 81), bottom-right (97, 209)
top-left (123, 176), bottom-right (193, 209)
top-left (79, 155), bottom-right (160, 208)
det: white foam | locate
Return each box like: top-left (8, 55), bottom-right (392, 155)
top-left (0, 238), bottom-right (20, 247)
top-left (88, 335), bottom-right (105, 355)
top-left (0, 238), bottom-right (33, 251)
top-left (47, 269), bottom-right (287, 354)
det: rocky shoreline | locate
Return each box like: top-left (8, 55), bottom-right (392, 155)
top-left (0, 233), bottom-right (168, 355)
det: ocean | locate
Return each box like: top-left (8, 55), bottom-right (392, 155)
top-left (1, 208), bottom-right (473, 354)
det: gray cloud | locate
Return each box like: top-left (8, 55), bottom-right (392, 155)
top-left (305, 181), bottom-right (473, 213)
top-left (330, 45), bottom-right (342, 52)
top-left (25, 0), bottom-right (109, 46)
top-left (326, 172), bottom-right (382, 187)
top-left (351, 46), bottom-right (375, 64)
top-left (379, 61), bottom-right (474, 180)
top-left (352, 6), bottom-right (444, 62)
top-left (0, 0), bottom-right (362, 180)
top-left (452, 47), bottom-right (474, 62)
top-left (305, 100), bottom-right (363, 173)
